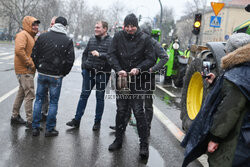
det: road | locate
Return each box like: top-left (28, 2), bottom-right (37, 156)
top-left (0, 43), bottom-right (204, 167)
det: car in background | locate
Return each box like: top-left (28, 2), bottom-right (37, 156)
top-left (75, 41), bottom-right (86, 49)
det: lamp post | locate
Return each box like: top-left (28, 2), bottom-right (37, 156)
top-left (158, 0), bottom-right (163, 31)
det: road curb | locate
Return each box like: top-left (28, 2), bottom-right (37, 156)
top-left (155, 84), bottom-right (177, 98)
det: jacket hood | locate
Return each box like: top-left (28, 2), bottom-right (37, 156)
top-left (22, 16), bottom-right (39, 37)
top-left (221, 43), bottom-right (250, 70)
top-left (50, 23), bottom-right (67, 34)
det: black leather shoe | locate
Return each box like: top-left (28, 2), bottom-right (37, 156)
top-left (108, 139), bottom-right (122, 151)
top-left (139, 143), bottom-right (149, 159)
top-left (45, 129), bottom-right (59, 137)
top-left (25, 122), bottom-right (32, 129)
top-left (66, 119), bottom-right (80, 128)
top-left (92, 122), bottom-right (101, 131)
top-left (32, 128), bottom-right (40, 136)
top-left (109, 126), bottom-right (116, 131)
top-left (11, 115), bottom-right (26, 124)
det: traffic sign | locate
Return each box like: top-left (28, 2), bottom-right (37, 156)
top-left (210, 16), bottom-right (221, 28)
top-left (211, 2), bottom-right (224, 16)
top-left (224, 35), bottom-right (229, 40)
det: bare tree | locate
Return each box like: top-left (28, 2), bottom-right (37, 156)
top-left (80, 6), bottom-right (107, 37)
top-left (154, 6), bottom-right (175, 43)
top-left (184, 0), bottom-right (208, 16)
top-left (32, 0), bottom-right (60, 31)
top-left (176, 0), bottom-right (208, 47)
top-left (0, 0), bottom-right (40, 27)
top-left (108, 0), bottom-right (126, 29)
top-left (0, 0), bottom-right (40, 39)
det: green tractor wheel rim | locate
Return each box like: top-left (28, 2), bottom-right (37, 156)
top-left (186, 72), bottom-right (203, 120)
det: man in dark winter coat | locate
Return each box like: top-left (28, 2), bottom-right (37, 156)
top-left (107, 13), bottom-right (155, 159)
top-left (141, 23), bottom-right (168, 134)
top-left (66, 21), bottom-right (112, 131)
top-left (109, 23), bottom-right (168, 135)
top-left (31, 16), bottom-right (75, 137)
top-left (40, 16), bottom-right (57, 122)
top-left (181, 33), bottom-right (250, 167)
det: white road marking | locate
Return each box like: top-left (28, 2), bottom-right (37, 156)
top-left (156, 84), bottom-right (177, 97)
top-left (0, 86), bottom-right (18, 103)
top-left (0, 55), bottom-right (14, 60)
top-left (73, 56), bottom-right (81, 67)
top-left (0, 52), bottom-right (12, 56)
top-left (153, 104), bottom-right (209, 167)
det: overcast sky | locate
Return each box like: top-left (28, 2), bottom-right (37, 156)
top-left (85, 0), bottom-right (218, 21)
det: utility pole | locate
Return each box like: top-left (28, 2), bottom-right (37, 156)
top-left (158, 0), bottom-right (163, 30)
top-left (158, 0), bottom-right (163, 40)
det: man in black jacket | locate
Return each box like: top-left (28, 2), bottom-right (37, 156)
top-left (107, 13), bottom-right (155, 159)
top-left (31, 16), bottom-right (75, 137)
top-left (66, 21), bottom-right (112, 131)
top-left (109, 23), bottom-right (169, 136)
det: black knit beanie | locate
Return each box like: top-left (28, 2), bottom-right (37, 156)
top-left (55, 16), bottom-right (68, 26)
top-left (124, 13), bottom-right (138, 27)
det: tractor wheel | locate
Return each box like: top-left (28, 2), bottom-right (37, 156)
top-left (173, 64), bottom-right (186, 88)
top-left (180, 49), bottom-right (222, 131)
top-left (180, 58), bottom-right (208, 131)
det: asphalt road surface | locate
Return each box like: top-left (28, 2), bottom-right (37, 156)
top-left (0, 43), bottom-right (204, 167)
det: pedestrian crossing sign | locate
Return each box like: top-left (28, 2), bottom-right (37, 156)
top-left (210, 16), bottom-right (221, 28)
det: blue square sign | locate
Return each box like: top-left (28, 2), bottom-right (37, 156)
top-left (210, 16), bottom-right (221, 28)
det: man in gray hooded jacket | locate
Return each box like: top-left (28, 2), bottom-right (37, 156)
top-left (31, 16), bottom-right (75, 137)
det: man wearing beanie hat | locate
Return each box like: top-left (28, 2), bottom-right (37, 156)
top-left (107, 13), bottom-right (155, 159)
top-left (124, 13), bottom-right (138, 28)
top-left (31, 16), bottom-right (75, 137)
top-left (181, 33), bottom-right (250, 167)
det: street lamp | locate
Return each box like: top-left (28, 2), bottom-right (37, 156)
top-left (158, 0), bottom-right (163, 31)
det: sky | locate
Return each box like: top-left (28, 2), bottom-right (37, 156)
top-left (85, 0), bottom-right (219, 21)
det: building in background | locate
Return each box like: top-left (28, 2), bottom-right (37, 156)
top-left (202, 0), bottom-right (250, 44)
top-left (175, 0), bottom-right (249, 47)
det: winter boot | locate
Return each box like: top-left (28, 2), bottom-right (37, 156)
top-left (66, 118), bottom-right (80, 128)
top-left (45, 129), bottom-right (59, 137)
top-left (11, 115), bottom-right (26, 124)
top-left (139, 142), bottom-right (149, 159)
top-left (108, 138), bottom-right (122, 151)
top-left (92, 122), bottom-right (101, 131)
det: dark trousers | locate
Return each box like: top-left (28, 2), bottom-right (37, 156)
top-left (115, 91), bottom-right (148, 144)
top-left (144, 91), bottom-right (153, 130)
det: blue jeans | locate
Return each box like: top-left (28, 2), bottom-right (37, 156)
top-left (75, 69), bottom-right (110, 123)
top-left (32, 74), bottom-right (63, 131)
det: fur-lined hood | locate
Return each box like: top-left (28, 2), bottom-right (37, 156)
top-left (221, 43), bottom-right (250, 70)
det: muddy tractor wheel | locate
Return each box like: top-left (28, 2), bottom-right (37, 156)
top-left (180, 48), bottom-right (224, 131)
top-left (180, 58), bottom-right (206, 131)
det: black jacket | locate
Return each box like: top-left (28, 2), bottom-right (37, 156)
top-left (107, 29), bottom-right (155, 72)
top-left (31, 31), bottom-right (75, 76)
top-left (82, 35), bottom-right (112, 72)
top-left (151, 38), bottom-right (168, 72)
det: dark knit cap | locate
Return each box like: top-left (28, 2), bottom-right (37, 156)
top-left (124, 13), bottom-right (138, 27)
top-left (55, 16), bottom-right (68, 26)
